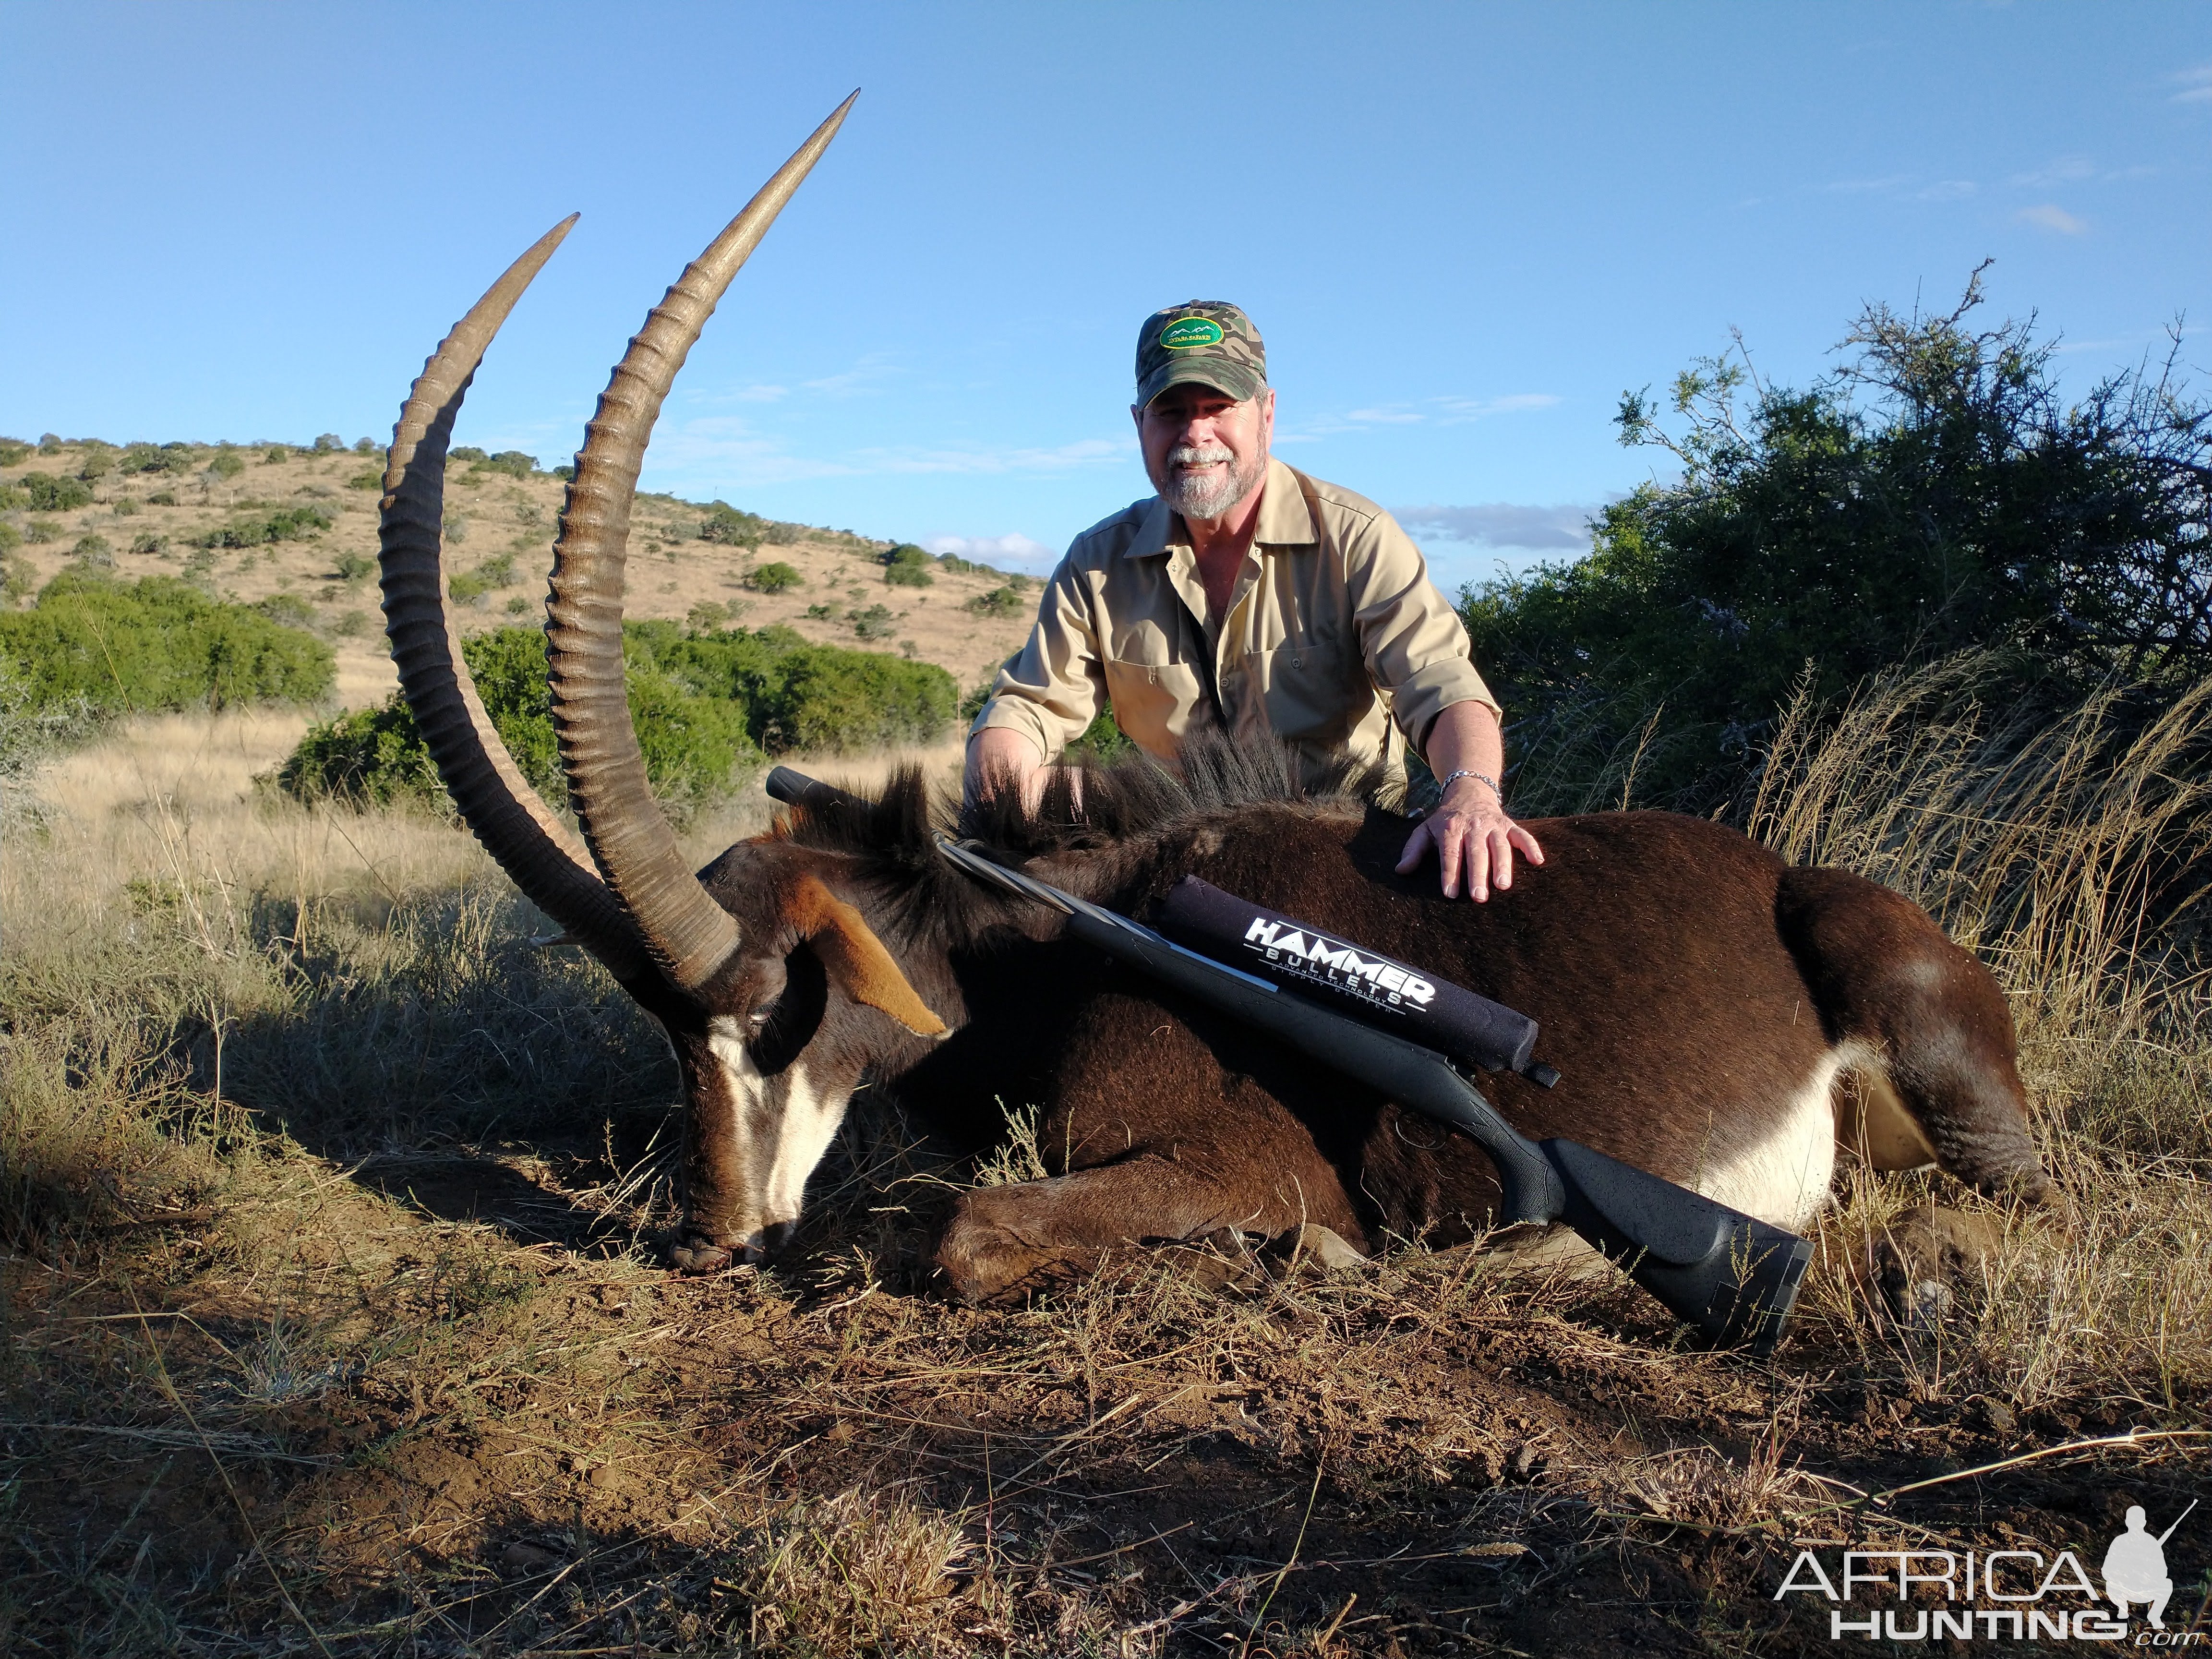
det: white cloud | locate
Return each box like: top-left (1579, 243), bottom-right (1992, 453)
top-left (2176, 62), bottom-right (2212, 103)
top-left (1281, 392), bottom-right (1562, 440)
top-left (1433, 393), bottom-right (1563, 422)
top-left (2009, 156), bottom-right (2096, 187)
top-left (2018, 203), bottom-right (2089, 235)
top-left (923, 532), bottom-right (1059, 571)
top-left (1394, 502), bottom-right (1597, 553)
top-left (1916, 179), bottom-right (1978, 201)
top-left (857, 437), bottom-right (1129, 476)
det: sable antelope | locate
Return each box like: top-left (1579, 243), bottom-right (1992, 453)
top-left (377, 99), bottom-right (2051, 1310)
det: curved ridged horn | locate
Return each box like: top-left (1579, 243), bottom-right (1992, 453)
top-left (379, 216), bottom-right (652, 984)
top-left (546, 93), bottom-right (858, 994)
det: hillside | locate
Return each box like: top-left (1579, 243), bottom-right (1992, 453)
top-left (0, 436), bottom-right (1039, 711)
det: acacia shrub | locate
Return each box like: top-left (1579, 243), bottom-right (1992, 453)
top-left (18, 473), bottom-right (92, 512)
top-left (1464, 272), bottom-right (2212, 811)
top-left (277, 624), bottom-right (957, 812)
top-left (0, 572), bottom-right (333, 715)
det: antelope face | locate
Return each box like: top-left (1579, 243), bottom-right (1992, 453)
top-left (665, 866), bottom-right (946, 1274)
top-left (371, 98), bottom-right (902, 1276)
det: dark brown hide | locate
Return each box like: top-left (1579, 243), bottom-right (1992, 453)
top-left (739, 765), bottom-right (2049, 1303)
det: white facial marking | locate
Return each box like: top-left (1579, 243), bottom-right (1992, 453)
top-left (761, 1060), bottom-right (850, 1226)
top-left (703, 1013), bottom-right (855, 1239)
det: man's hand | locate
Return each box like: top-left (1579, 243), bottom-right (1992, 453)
top-left (964, 726), bottom-right (1048, 815)
top-left (1396, 774), bottom-right (1544, 900)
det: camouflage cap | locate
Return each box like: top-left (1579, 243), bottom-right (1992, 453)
top-left (1134, 301), bottom-right (1267, 408)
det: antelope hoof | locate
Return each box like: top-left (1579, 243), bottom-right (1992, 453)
top-left (668, 1238), bottom-right (736, 1274)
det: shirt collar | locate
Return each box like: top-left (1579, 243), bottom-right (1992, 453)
top-left (1121, 457), bottom-right (1317, 559)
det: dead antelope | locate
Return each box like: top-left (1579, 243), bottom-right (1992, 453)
top-left (376, 99), bottom-right (2051, 1327)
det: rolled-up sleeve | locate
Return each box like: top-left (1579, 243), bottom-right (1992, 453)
top-left (968, 558), bottom-right (1106, 762)
top-left (1344, 511), bottom-right (1501, 749)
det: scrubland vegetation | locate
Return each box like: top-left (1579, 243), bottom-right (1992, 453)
top-left (2, 282), bottom-right (2207, 1655)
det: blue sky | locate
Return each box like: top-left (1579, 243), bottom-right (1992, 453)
top-left (3, 2), bottom-right (2206, 591)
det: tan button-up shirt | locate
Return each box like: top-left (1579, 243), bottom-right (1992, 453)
top-left (971, 458), bottom-right (1499, 787)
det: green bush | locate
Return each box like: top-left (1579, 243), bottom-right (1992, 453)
top-left (77, 449), bottom-right (113, 482)
top-left (71, 534), bottom-right (113, 566)
top-left (277, 623), bottom-right (957, 810)
top-left (209, 448), bottom-right (246, 481)
top-left (463, 450), bottom-right (534, 480)
top-left (256, 592), bottom-right (317, 629)
top-left (882, 543), bottom-right (935, 588)
top-left (24, 521), bottom-right (59, 544)
top-left (262, 445), bottom-right (290, 465)
top-left (192, 505), bottom-right (333, 550)
top-left (313, 434), bottom-right (342, 454)
top-left (849, 603), bottom-right (896, 640)
top-left (347, 469), bottom-right (383, 492)
top-left (0, 440), bottom-right (29, 467)
top-left (37, 434), bottom-right (61, 455)
top-left (0, 572), bottom-right (333, 716)
top-left (0, 484), bottom-right (24, 511)
top-left (0, 523), bottom-right (20, 552)
top-left (334, 552), bottom-right (375, 582)
top-left (147, 490), bottom-right (177, 507)
top-left (1466, 274), bottom-right (2212, 812)
top-left (20, 473), bottom-right (93, 512)
top-left (119, 443), bottom-right (192, 477)
top-left (967, 585), bottom-right (1026, 618)
top-left (353, 438), bottom-right (377, 456)
top-left (700, 501), bottom-right (769, 548)
top-left (450, 446), bottom-right (486, 464)
top-left (447, 552), bottom-right (517, 605)
top-left (110, 497), bottom-right (139, 517)
top-left (127, 532), bottom-right (166, 556)
top-left (748, 561), bottom-right (803, 593)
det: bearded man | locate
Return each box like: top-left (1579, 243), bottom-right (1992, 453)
top-left (964, 301), bottom-right (1543, 901)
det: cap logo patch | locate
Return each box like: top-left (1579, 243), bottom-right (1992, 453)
top-left (1159, 317), bottom-right (1225, 351)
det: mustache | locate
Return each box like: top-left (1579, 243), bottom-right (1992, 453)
top-left (1166, 445), bottom-right (1235, 468)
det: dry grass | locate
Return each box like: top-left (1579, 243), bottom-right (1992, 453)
top-left (2, 675), bottom-right (2208, 1656)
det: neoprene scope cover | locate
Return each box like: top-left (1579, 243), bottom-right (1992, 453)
top-left (1156, 876), bottom-right (1541, 1076)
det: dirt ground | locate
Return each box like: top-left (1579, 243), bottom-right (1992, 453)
top-left (5, 701), bottom-right (2208, 1657)
top-left (0, 440), bottom-right (1036, 708)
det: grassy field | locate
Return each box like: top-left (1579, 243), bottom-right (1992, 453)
top-left (2, 669), bottom-right (2208, 1656)
top-left (0, 440), bottom-right (1036, 709)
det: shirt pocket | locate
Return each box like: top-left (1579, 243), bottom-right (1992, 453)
top-left (1103, 654), bottom-right (1208, 756)
top-left (1242, 637), bottom-right (1348, 741)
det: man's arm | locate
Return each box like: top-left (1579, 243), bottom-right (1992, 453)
top-left (1395, 699), bottom-right (1545, 901)
top-left (1325, 493), bottom-right (1542, 899)
top-left (962, 554), bottom-right (1106, 812)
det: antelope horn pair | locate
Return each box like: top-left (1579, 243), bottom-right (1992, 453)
top-left (376, 95), bottom-right (856, 997)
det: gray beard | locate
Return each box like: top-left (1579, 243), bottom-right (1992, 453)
top-left (1158, 443), bottom-right (1266, 521)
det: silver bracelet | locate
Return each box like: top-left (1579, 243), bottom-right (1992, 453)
top-left (1438, 768), bottom-right (1502, 799)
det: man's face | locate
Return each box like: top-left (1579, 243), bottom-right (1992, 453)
top-left (1133, 383), bottom-right (1275, 523)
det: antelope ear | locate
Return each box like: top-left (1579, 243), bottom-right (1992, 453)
top-left (784, 875), bottom-right (948, 1037)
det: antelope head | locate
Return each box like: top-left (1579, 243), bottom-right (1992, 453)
top-left (377, 95), bottom-right (946, 1272)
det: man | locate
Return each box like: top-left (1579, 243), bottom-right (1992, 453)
top-left (965, 300), bottom-right (1542, 901)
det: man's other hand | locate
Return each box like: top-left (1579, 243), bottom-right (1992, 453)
top-left (1396, 775), bottom-right (1545, 901)
top-left (964, 726), bottom-right (1048, 815)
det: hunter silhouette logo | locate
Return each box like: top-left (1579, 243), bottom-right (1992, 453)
top-left (2105, 1501), bottom-right (2194, 1630)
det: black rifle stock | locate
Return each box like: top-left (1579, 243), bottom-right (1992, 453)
top-left (763, 767), bottom-right (1812, 1355)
